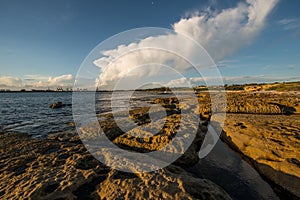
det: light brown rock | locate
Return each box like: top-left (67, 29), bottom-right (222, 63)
top-left (221, 113), bottom-right (300, 198)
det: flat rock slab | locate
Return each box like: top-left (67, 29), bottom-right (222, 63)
top-left (221, 113), bottom-right (300, 198)
top-left (0, 131), bottom-right (231, 199)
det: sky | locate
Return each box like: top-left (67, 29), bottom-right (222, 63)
top-left (0, 0), bottom-right (300, 90)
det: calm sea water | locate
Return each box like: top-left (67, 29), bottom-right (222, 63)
top-left (187, 140), bottom-right (279, 200)
top-left (0, 92), bottom-right (73, 136)
top-left (0, 91), bottom-right (279, 199)
top-left (0, 91), bottom-right (163, 136)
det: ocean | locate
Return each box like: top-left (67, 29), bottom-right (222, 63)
top-left (0, 91), bottom-right (173, 136)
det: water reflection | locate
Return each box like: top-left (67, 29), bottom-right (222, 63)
top-left (187, 139), bottom-right (279, 200)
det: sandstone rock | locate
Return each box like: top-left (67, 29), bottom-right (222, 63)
top-left (196, 91), bottom-right (299, 115)
top-left (220, 113), bottom-right (300, 199)
top-left (0, 124), bottom-right (228, 200)
top-left (97, 165), bottom-right (232, 200)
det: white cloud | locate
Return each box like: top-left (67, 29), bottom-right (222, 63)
top-left (0, 76), bottom-right (23, 88)
top-left (166, 75), bottom-right (300, 87)
top-left (173, 0), bottom-right (278, 61)
top-left (165, 77), bottom-right (209, 87)
top-left (0, 74), bottom-right (74, 90)
top-left (94, 0), bottom-right (278, 89)
top-left (218, 60), bottom-right (239, 64)
top-left (166, 77), bottom-right (190, 88)
top-left (48, 74), bottom-right (73, 86)
top-left (24, 74), bottom-right (50, 81)
top-left (277, 18), bottom-right (300, 31)
top-left (34, 74), bottom-right (74, 88)
top-left (223, 75), bottom-right (300, 84)
top-left (278, 18), bottom-right (297, 25)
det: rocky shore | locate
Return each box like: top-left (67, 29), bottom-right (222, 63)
top-left (176, 90), bottom-right (300, 199)
top-left (0, 131), bottom-right (233, 200)
top-left (0, 90), bottom-right (299, 199)
top-left (0, 96), bottom-right (231, 200)
top-left (220, 114), bottom-right (300, 199)
top-left (213, 91), bottom-right (300, 199)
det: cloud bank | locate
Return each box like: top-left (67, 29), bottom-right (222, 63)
top-left (0, 74), bottom-right (74, 90)
top-left (0, 76), bottom-right (23, 89)
top-left (166, 75), bottom-right (300, 87)
top-left (94, 0), bottom-right (278, 89)
top-left (34, 74), bottom-right (74, 88)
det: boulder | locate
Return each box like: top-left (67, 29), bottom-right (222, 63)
top-left (49, 101), bottom-right (63, 108)
top-left (49, 102), bottom-right (72, 108)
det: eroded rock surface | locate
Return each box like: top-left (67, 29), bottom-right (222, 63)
top-left (2, 91), bottom-right (299, 199)
top-left (221, 114), bottom-right (300, 199)
top-left (0, 130), bottom-right (231, 199)
top-left (197, 91), bottom-right (300, 115)
top-left (0, 95), bottom-right (229, 200)
top-left (98, 166), bottom-right (231, 200)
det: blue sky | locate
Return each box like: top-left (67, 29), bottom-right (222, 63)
top-left (0, 0), bottom-right (299, 89)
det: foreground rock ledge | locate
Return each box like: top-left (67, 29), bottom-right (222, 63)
top-left (220, 114), bottom-right (300, 199)
top-left (0, 132), bottom-right (231, 200)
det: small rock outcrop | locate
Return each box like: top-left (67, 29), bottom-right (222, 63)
top-left (49, 101), bottom-right (63, 108)
top-left (49, 101), bottom-right (72, 108)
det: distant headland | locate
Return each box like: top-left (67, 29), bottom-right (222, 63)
top-left (0, 81), bottom-right (299, 93)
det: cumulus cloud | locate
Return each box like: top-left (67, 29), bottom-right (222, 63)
top-left (94, 39), bottom-right (195, 89)
top-left (174, 0), bottom-right (278, 60)
top-left (0, 76), bottom-right (23, 88)
top-left (48, 74), bottom-right (73, 86)
top-left (32, 74), bottom-right (74, 88)
top-left (0, 74), bottom-right (74, 90)
top-left (165, 77), bottom-right (208, 87)
top-left (93, 0), bottom-right (278, 89)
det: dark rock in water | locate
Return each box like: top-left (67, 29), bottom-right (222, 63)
top-left (49, 102), bottom-right (72, 108)
top-left (50, 101), bottom-right (63, 108)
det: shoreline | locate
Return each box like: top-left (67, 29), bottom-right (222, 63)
top-left (221, 131), bottom-right (299, 200)
top-left (0, 126), bottom-right (293, 199)
top-left (219, 113), bottom-right (300, 199)
top-left (0, 99), bottom-right (232, 199)
top-left (1, 90), bottom-right (299, 199)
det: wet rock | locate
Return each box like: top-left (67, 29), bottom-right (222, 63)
top-left (49, 101), bottom-right (72, 108)
top-left (49, 101), bottom-right (63, 108)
